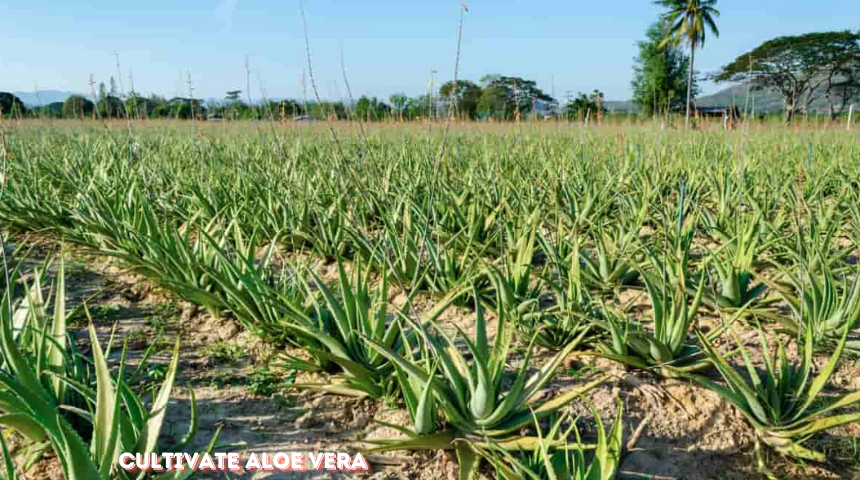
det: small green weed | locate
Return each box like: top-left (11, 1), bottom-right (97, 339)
top-left (200, 340), bottom-right (247, 364)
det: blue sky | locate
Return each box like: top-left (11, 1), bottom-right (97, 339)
top-left (1, 0), bottom-right (858, 101)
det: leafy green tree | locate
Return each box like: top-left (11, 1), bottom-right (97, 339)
top-left (61, 95), bottom-right (94, 119)
top-left (0, 92), bottom-right (27, 118)
top-left (477, 75), bottom-right (554, 120)
top-left (330, 101), bottom-right (348, 119)
top-left (826, 61), bottom-right (860, 119)
top-left (226, 103), bottom-right (250, 120)
top-left (566, 93), bottom-right (591, 120)
top-left (404, 95), bottom-right (433, 120)
top-left (282, 99), bottom-right (304, 117)
top-left (477, 81), bottom-right (506, 119)
top-left (301, 101), bottom-right (347, 120)
top-left (714, 31), bottom-right (860, 122)
top-left (354, 97), bottom-right (372, 120)
top-left (141, 95), bottom-right (169, 118)
top-left (97, 95), bottom-right (124, 119)
top-left (439, 80), bottom-right (482, 119)
top-left (376, 99), bottom-right (391, 119)
top-left (173, 102), bottom-right (194, 119)
top-left (632, 20), bottom-right (696, 116)
top-left (354, 96), bottom-right (390, 121)
top-left (566, 90), bottom-right (606, 120)
top-left (655, 0), bottom-right (720, 127)
top-left (124, 96), bottom-right (160, 119)
top-left (150, 103), bottom-right (173, 118)
top-left (37, 102), bottom-right (64, 118)
top-left (260, 99), bottom-right (303, 120)
top-left (389, 93), bottom-right (409, 119)
top-left (166, 98), bottom-right (205, 119)
top-left (220, 90), bottom-right (251, 119)
top-left (96, 82), bottom-right (110, 118)
top-left (94, 81), bottom-right (126, 119)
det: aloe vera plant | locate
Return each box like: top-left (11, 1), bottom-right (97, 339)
top-left (70, 180), bottom-right (158, 255)
top-left (591, 271), bottom-right (708, 378)
top-left (775, 258), bottom-right (860, 354)
top-left (579, 225), bottom-right (642, 293)
top-left (250, 191), bottom-right (314, 250)
top-left (768, 198), bottom-right (854, 273)
top-left (554, 174), bottom-right (616, 235)
top-left (280, 257), bottom-right (404, 398)
top-left (524, 233), bottom-right (598, 350)
top-left (349, 207), bottom-right (430, 291)
top-left (1, 262), bottom-right (92, 453)
top-left (0, 432), bottom-right (18, 479)
top-left (282, 256), bottom-right (467, 399)
top-left (591, 198), bottom-right (717, 377)
top-left (0, 172), bottom-right (76, 234)
top-left (704, 212), bottom-right (778, 314)
top-left (515, 305), bottom-right (595, 352)
top-left (474, 400), bottom-right (624, 480)
top-left (0, 261), bottom-right (217, 479)
top-left (701, 166), bottom-right (746, 234)
top-left (424, 228), bottom-right (488, 300)
top-left (364, 288), bottom-right (605, 479)
top-left (75, 191), bottom-right (230, 317)
top-left (485, 211), bottom-right (545, 324)
top-left (690, 324), bottom-right (860, 466)
top-left (198, 224), bottom-right (311, 344)
top-left (500, 210), bottom-right (543, 297)
top-left (306, 195), bottom-right (352, 262)
top-left (437, 188), bottom-right (503, 254)
top-left (379, 333), bottom-right (440, 437)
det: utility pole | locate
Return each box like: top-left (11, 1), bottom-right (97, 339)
top-left (33, 84), bottom-right (42, 120)
top-left (429, 69), bottom-right (438, 121)
top-left (565, 90), bottom-right (574, 124)
top-left (301, 69), bottom-right (308, 118)
top-left (245, 55), bottom-right (253, 118)
top-left (88, 75), bottom-right (99, 121)
top-left (128, 69), bottom-right (140, 120)
top-left (114, 51), bottom-right (126, 97)
top-left (187, 71), bottom-right (196, 127)
top-left (427, 68), bottom-right (439, 121)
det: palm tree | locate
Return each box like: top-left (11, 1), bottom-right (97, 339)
top-left (655, 0), bottom-right (720, 128)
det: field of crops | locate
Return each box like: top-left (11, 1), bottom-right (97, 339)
top-left (1, 120), bottom-right (860, 480)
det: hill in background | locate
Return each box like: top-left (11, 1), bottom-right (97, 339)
top-left (694, 84), bottom-right (786, 112)
top-left (606, 84), bottom-right (842, 115)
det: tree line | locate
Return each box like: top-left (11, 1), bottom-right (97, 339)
top-left (1, 73), bottom-right (606, 122)
top-left (2, 0), bottom-right (858, 123)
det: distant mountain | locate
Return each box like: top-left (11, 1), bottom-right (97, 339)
top-left (601, 86), bottom-right (769, 115)
top-left (695, 85), bottom-right (839, 114)
top-left (604, 84), bottom-right (838, 116)
top-left (694, 85), bottom-right (784, 112)
top-left (13, 90), bottom-right (79, 107)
